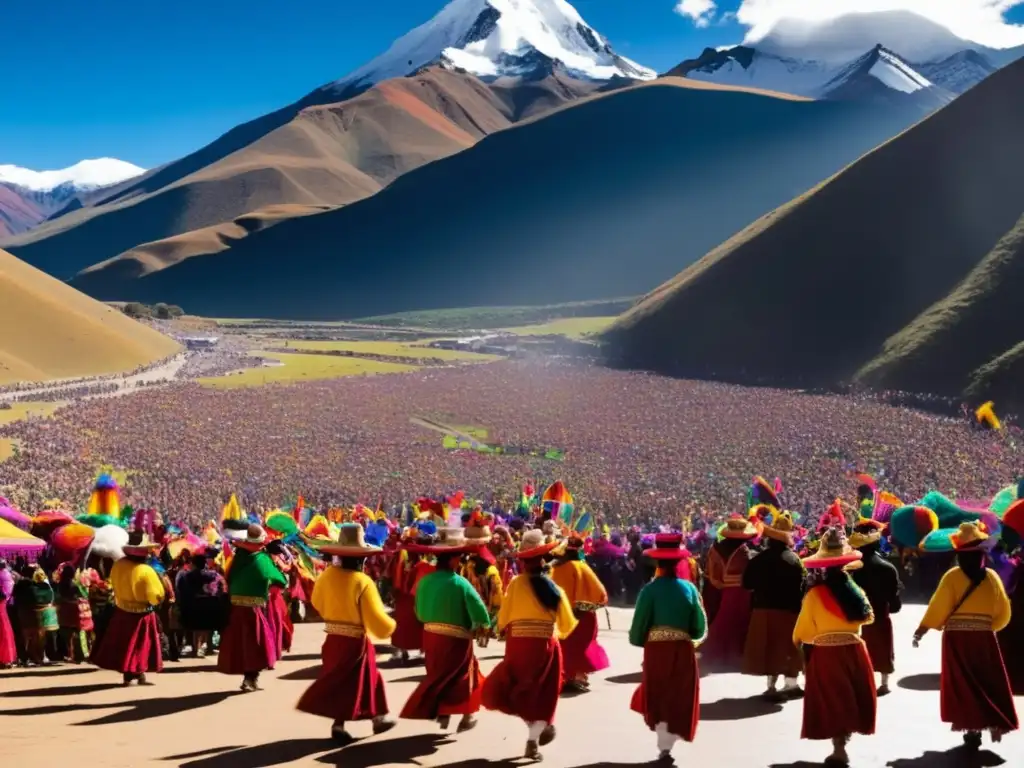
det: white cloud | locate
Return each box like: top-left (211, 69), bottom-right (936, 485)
top-left (675, 0), bottom-right (718, 28)
top-left (732, 1), bottom-right (1024, 48)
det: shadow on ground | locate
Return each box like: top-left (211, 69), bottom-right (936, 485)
top-left (1, 682), bottom-right (124, 698)
top-left (897, 673), bottom-right (941, 692)
top-left (886, 747), bottom-right (1007, 767)
top-left (605, 671), bottom-right (642, 685)
top-left (0, 666), bottom-right (95, 679)
top-left (0, 689), bottom-right (243, 726)
top-left (278, 665), bottom-right (322, 681)
top-left (699, 696), bottom-right (783, 721)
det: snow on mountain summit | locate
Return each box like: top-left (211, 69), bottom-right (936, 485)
top-left (0, 158), bottom-right (144, 192)
top-left (330, 0), bottom-right (655, 93)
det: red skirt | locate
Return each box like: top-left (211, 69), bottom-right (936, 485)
top-left (801, 641), bottom-right (876, 740)
top-left (482, 634), bottom-right (562, 724)
top-left (561, 610), bottom-right (610, 679)
top-left (217, 604), bottom-right (278, 676)
top-left (267, 586), bottom-right (293, 657)
top-left (630, 639), bottom-right (700, 742)
top-left (860, 615), bottom-right (894, 675)
top-left (941, 631), bottom-right (1019, 734)
top-left (742, 608), bottom-right (802, 678)
top-left (401, 630), bottom-right (484, 719)
top-left (700, 587), bottom-right (751, 672)
top-left (390, 592), bottom-right (423, 651)
top-left (296, 633), bottom-right (388, 721)
top-left (0, 599), bottom-right (17, 665)
top-left (90, 608), bottom-right (164, 674)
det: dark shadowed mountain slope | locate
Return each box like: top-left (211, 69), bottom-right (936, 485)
top-left (71, 78), bottom-right (921, 318)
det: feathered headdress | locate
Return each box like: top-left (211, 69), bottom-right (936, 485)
top-left (87, 474), bottom-right (121, 517)
top-left (541, 481), bottom-right (574, 524)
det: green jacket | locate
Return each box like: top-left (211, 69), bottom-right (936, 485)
top-left (227, 550), bottom-right (286, 599)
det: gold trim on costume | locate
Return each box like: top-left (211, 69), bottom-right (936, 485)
top-left (575, 601), bottom-right (603, 613)
top-left (646, 626), bottom-right (692, 643)
top-left (946, 614), bottom-right (992, 632)
top-left (230, 595), bottom-right (267, 608)
top-left (424, 622), bottom-right (473, 640)
top-left (812, 632), bottom-right (863, 647)
top-left (508, 620), bottom-right (556, 639)
top-left (325, 622), bottom-right (366, 638)
top-left (116, 600), bottom-right (154, 614)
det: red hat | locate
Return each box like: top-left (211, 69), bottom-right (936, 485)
top-left (645, 532), bottom-right (690, 560)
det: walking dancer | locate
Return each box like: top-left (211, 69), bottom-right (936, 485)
top-left (463, 544), bottom-right (503, 648)
top-left (296, 524), bottom-right (396, 744)
top-left (90, 532), bottom-right (165, 685)
top-left (266, 540), bottom-right (295, 658)
top-left (794, 528), bottom-right (877, 768)
top-left (550, 534), bottom-right (610, 692)
top-left (628, 533), bottom-right (707, 762)
top-left (482, 529), bottom-right (577, 762)
top-left (850, 521), bottom-right (901, 695)
top-left (701, 515), bottom-right (756, 672)
top-left (55, 563), bottom-right (94, 663)
top-left (391, 525), bottom-right (435, 664)
top-left (401, 524), bottom-right (491, 733)
top-left (914, 522), bottom-right (1018, 749)
top-left (742, 512), bottom-right (805, 700)
top-left (217, 524), bottom-right (286, 692)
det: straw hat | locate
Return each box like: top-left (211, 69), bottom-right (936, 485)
top-left (762, 511), bottom-right (796, 544)
top-left (232, 524), bottom-right (269, 552)
top-left (122, 531), bottom-right (162, 558)
top-left (849, 529), bottom-right (882, 549)
top-left (517, 528), bottom-right (560, 560)
top-left (317, 523), bottom-right (383, 558)
top-left (645, 532), bottom-right (690, 560)
top-left (802, 527), bottom-right (863, 569)
top-left (950, 521), bottom-right (990, 551)
top-left (721, 515), bottom-right (758, 540)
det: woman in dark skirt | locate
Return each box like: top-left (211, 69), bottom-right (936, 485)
top-left (794, 528), bottom-right (877, 768)
top-left (177, 550), bottom-right (227, 657)
top-left (850, 522), bottom-right (901, 695)
top-left (629, 533), bottom-right (707, 760)
top-left (914, 522), bottom-right (1018, 748)
top-left (998, 501), bottom-right (1024, 694)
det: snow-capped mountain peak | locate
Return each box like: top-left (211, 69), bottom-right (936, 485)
top-left (0, 158), bottom-right (144, 192)
top-left (328, 0), bottom-right (655, 94)
top-left (821, 45), bottom-right (931, 96)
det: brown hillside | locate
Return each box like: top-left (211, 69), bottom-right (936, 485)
top-left (0, 248), bottom-right (180, 385)
top-left (0, 186), bottom-right (44, 238)
top-left (4, 67), bottom-right (600, 281)
top-left (605, 56), bottom-right (1024, 396)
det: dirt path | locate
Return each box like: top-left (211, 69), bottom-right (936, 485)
top-left (0, 354), bottom-right (189, 404)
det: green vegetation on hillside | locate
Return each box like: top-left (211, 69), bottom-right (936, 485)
top-left (357, 299), bottom-right (635, 331)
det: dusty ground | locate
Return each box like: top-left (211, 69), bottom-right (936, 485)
top-left (0, 605), bottom-right (1019, 768)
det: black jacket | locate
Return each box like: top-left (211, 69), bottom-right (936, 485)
top-left (742, 540), bottom-right (805, 613)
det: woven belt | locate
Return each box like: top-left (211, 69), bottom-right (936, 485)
top-left (325, 622), bottom-right (366, 638)
top-left (117, 601), bottom-right (154, 614)
top-left (575, 601), bottom-right (603, 613)
top-left (647, 626), bottom-right (692, 643)
top-left (425, 622), bottom-right (473, 640)
top-left (946, 615), bottom-right (992, 632)
top-left (230, 595), bottom-right (267, 608)
top-left (812, 632), bottom-right (862, 647)
top-left (508, 620), bottom-right (555, 639)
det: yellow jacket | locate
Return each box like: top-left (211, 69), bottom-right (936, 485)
top-left (550, 559), bottom-right (608, 609)
top-left (497, 573), bottom-right (577, 639)
top-left (311, 567), bottom-right (396, 641)
top-left (920, 567), bottom-right (1011, 633)
top-left (110, 559), bottom-right (165, 611)
top-left (463, 563), bottom-right (504, 613)
top-left (793, 584), bottom-right (874, 646)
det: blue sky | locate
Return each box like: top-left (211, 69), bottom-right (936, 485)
top-left (2, 0), bottom-right (1023, 170)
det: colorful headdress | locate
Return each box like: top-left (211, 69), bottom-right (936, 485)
top-left (748, 476), bottom-right (781, 511)
top-left (87, 474), bottom-right (121, 517)
top-left (541, 481), bottom-right (574, 524)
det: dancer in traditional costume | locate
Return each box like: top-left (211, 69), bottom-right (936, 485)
top-left (850, 522), bottom-right (901, 695)
top-left (550, 535), bottom-right (609, 692)
top-left (13, 566), bottom-right (58, 665)
top-left (177, 549), bottom-right (227, 658)
top-left (217, 524), bottom-right (286, 692)
top-left (391, 526), bottom-right (436, 664)
top-left (742, 512), bottom-right (805, 700)
top-left (266, 540), bottom-right (295, 658)
top-left (629, 533), bottom-right (707, 761)
top-left (401, 524), bottom-right (491, 733)
top-left (464, 540), bottom-right (503, 648)
top-left (0, 559), bottom-right (16, 668)
top-left (56, 563), bottom-right (94, 663)
top-left (482, 529), bottom-right (577, 762)
top-left (794, 528), bottom-right (876, 767)
top-left (296, 524), bottom-right (396, 744)
top-left (914, 522), bottom-right (1018, 748)
top-left (700, 515), bottom-right (756, 672)
top-left (90, 533), bottom-right (165, 684)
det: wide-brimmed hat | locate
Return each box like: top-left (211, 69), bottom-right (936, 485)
top-left (849, 529), bottom-right (882, 549)
top-left (517, 528), bottom-right (560, 560)
top-left (232, 524), bottom-right (269, 552)
top-left (645, 532), bottom-right (690, 560)
top-left (721, 515), bottom-right (759, 540)
top-left (950, 521), bottom-right (990, 551)
top-left (762, 512), bottom-right (796, 544)
top-left (803, 527), bottom-right (863, 569)
top-left (123, 531), bottom-right (162, 558)
top-left (317, 523), bottom-right (383, 558)
top-left (417, 525), bottom-right (486, 556)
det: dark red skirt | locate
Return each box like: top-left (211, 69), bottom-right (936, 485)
top-left (941, 631), bottom-right (1019, 734)
top-left (860, 616), bottom-right (894, 675)
top-left (90, 608), bottom-right (163, 674)
top-left (630, 639), bottom-right (700, 742)
top-left (998, 606), bottom-right (1024, 695)
top-left (700, 587), bottom-right (751, 672)
top-left (217, 604), bottom-right (278, 676)
top-left (801, 641), bottom-right (876, 740)
top-left (482, 634), bottom-right (562, 724)
top-left (296, 633), bottom-right (388, 721)
top-left (0, 599), bottom-right (17, 665)
top-left (561, 610), bottom-right (610, 679)
top-left (401, 630), bottom-right (484, 719)
top-left (390, 592), bottom-right (423, 651)
top-left (742, 608), bottom-right (801, 678)
top-left (267, 586), bottom-right (293, 657)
